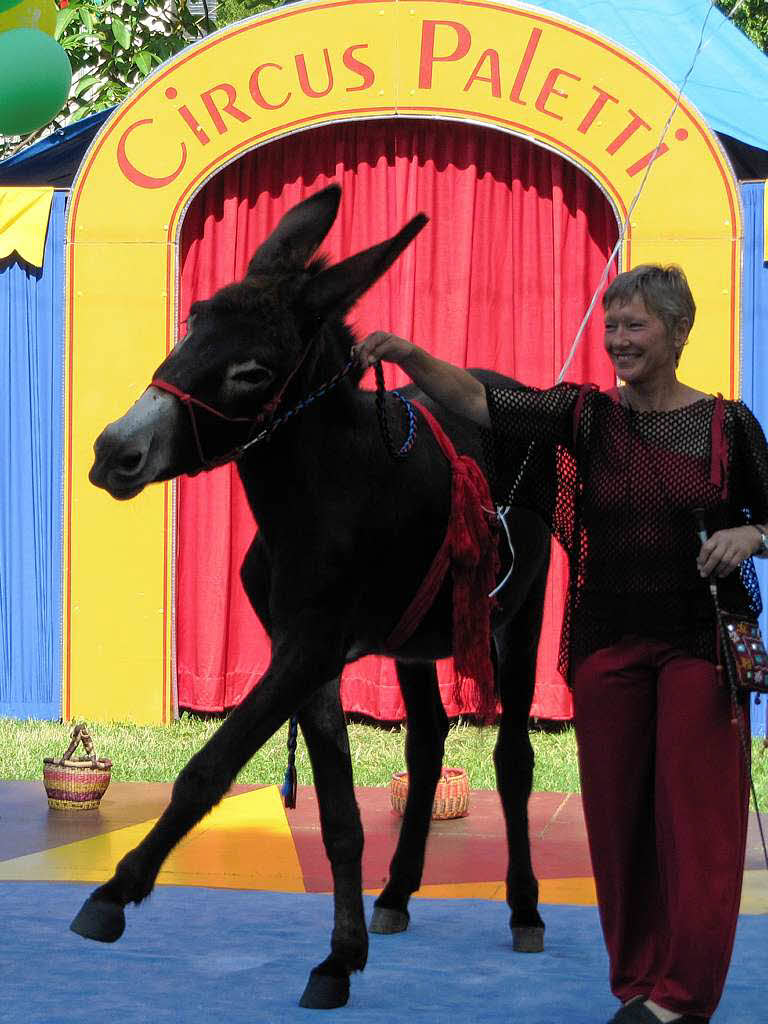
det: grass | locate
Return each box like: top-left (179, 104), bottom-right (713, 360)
top-left (2, 714), bottom-right (767, 809)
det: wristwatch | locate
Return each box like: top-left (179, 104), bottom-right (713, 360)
top-left (755, 526), bottom-right (768, 556)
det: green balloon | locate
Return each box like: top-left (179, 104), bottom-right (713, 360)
top-left (0, 0), bottom-right (24, 13)
top-left (0, 29), bottom-right (71, 137)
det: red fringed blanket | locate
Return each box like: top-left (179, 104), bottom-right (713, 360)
top-left (386, 401), bottom-right (500, 721)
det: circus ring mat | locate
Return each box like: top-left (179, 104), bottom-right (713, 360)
top-left (1, 781), bottom-right (765, 1022)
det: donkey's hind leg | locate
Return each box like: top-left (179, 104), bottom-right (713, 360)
top-left (296, 677), bottom-right (367, 1010)
top-left (370, 661), bottom-right (448, 934)
top-left (494, 582), bottom-right (548, 953)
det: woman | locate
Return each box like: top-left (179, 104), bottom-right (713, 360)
top-left (355, 265), bottom-right (768, 1024)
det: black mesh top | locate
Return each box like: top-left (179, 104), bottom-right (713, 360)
top-left (483, 382), bottom-right (768, 682)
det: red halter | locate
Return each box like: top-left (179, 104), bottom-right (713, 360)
top-left (150, 339), bottom-right (316, 468)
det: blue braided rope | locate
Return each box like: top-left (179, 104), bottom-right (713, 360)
top-left (374, 361), bottom-right (418, 459)
top-left (391, 390), bottom-right (417, 456)
top-left (236, 358), bottom-right (354, 456)
top-left (281, 715), bottom-right (299, 809)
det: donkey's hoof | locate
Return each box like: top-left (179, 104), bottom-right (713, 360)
top-left (299, 969), bottom-right (350, 1009)
top-left (369, 906), bottom-right (409, 934)
top-left (512, 925), bottom-right (545, 953)
top-left (70, 897), bottom-right (126, 943)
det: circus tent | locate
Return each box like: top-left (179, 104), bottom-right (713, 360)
top-left (1, 0), bottom-right (767, 732)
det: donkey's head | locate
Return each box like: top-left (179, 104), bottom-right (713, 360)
top-left (89, 184), bottom-right (427, 499)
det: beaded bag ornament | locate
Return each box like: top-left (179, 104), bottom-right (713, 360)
top-left (718, 613), bottom-right (768, 701)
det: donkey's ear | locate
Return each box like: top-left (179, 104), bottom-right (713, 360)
top-left (302, 213), bottom-right (428, 319)
top-left (247, 184), bottom-right (342, 275)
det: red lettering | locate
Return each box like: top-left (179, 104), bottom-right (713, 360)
top-left (509, 27), bottom-right (542, 105)
top-left (606, 109), bottom-right (651, 155)
top-left (177, 105), bottom-right (210, 146)
top-left (116, 119), bottom-right (187, 190)
top-left (295, 50), bottom-right (333, 99)
top-left (534, 67), bottom-right (580, 120)
top-left (249, 63), bottom-right (291, 110)
top-left (418, 20), bottom-right (471, 89)
top-left (577, 86), bottom-right (618, 134)
top-left (626, 143), bottom-right (669, 177)
top-left (463, 48), bottom-right (501, 98)
top-left (343, 44), bottom-right (375, 92)
top-left (200, 83), bottom-right (250, 135)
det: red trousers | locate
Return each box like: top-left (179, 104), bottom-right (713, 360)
top-left (572, 638), bottom-right (750, 1019)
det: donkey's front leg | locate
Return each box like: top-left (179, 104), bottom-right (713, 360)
top-left (370, 662), bottom-right (448, 934)
top-left (70, 623), bottom-right (345, 945)
top-left (296, 678), bottom-right (367, 1009)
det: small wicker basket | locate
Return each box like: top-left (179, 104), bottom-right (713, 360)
top-left (390, 766), bottom-right (470, 820)
top-left (42, 723), bottom-right (112, 810)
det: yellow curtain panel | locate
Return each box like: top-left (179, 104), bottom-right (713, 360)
top-left (0, 187), bottom-right (54, 268)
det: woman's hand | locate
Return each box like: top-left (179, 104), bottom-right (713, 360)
top-left (697, 525), bottom-right (761, 578)
top-left (353, 330), bottom-right (490, 426)
top-left (355, 331), bottom-right (416, 369)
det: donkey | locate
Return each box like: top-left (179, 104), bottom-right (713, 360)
top-left (75, 184), bottom-right (551, 1010)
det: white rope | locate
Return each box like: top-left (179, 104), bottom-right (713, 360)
top-left (488, 505), bottom-right (516, 598)
top-left (556, 0), bottom-right (736, 385)
top-left (490, 2), bottom-right (747, 598)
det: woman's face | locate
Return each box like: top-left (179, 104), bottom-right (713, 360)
top-left (603, 293), bottom-right (684, 387)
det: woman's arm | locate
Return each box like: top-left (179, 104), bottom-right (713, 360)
top-left (697, 402), bottom-right (768, 577)
top-left (355, 331), bottom-right (490, 428)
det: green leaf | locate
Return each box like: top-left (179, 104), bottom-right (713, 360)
top-left (70, 105), bottom-right (97, 123)
top-left (111, 17), bottom-right (131, 48)
top-left (55, 7), bottom-right (80, 38)
top-left (60, 31), bottom-right (97, 50)
top-left (133, 50), bottom-right (152, 75)
top-left (78, 8), bottom-right (94, 31)
top-left (72, 74), bottom-right (101, 99)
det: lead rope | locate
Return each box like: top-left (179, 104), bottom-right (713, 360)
top-left (283, 0), bottom-right (746, 801)
top-left (374, 361), bottom-right (417, 458)
top-left (710, 582), bottom-right (768, 870)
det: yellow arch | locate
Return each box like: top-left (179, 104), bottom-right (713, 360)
top-left (64, 0), bottom-right (742, 723)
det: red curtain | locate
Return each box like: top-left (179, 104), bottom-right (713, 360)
top-left (176, 119), bottom-right (618, 721)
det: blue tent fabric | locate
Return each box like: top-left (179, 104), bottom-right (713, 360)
top-left (739, 181), bottom-right (768, 738)
top-left (0, 192), bottom-right (65, 719)
top-left (0, 109), bottom-right (113, 187)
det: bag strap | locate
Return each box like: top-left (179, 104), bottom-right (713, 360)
top-left (710, 393), bottom-right (728, 498)
top-left (710, 584), bottom-right (768, 870)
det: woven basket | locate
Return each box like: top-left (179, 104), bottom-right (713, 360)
top-left (42, 723), bottom-right (112, 810)
top-left (390, 766), bottom-right (470, 820)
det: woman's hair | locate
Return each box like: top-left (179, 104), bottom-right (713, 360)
top-left (602, 264), bottom-right (696, 339)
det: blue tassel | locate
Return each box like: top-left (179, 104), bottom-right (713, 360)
top-left (281, 763), bottom-right (297, 809)
top-left (281, 716), bottom-right (299, 809)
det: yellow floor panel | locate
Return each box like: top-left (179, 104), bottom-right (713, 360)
top-left (367, 872), bottom-right (767, 913)
top-left (0, 786), bottom-right (305, 892)
top-left (740, 870), bottom-right (768, 914)
top-left (365, 877), bottom-right (597, 905)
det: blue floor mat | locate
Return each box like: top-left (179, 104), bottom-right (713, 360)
top-left (1, 884), bottom-right (764, 1023)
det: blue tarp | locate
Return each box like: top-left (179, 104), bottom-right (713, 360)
top-left (0, 1), bottom-right (767, 186)
top-left (738, 181), bottom-right (768, 737)
top-left (0, 108), bottom-right (112, 186)
top-left (0, 192), bottom-right (66, 719)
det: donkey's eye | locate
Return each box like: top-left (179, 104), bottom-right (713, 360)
top-left (227, 363), bottom-right (273, 388)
